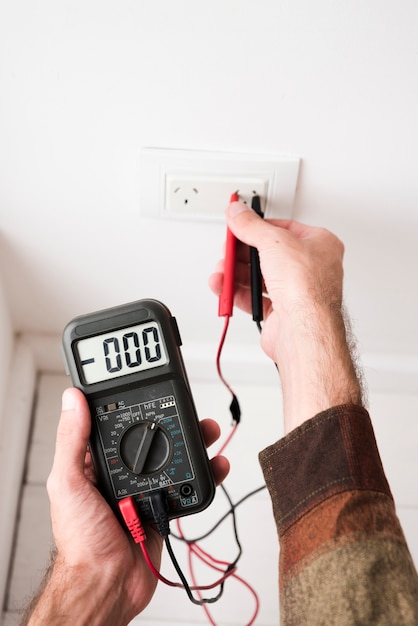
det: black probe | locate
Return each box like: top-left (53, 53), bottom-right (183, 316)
top-left (250, 195), bottom-right (264, 328)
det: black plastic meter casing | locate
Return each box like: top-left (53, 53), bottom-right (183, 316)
top-left (62, 299), bottom-right (215, 524)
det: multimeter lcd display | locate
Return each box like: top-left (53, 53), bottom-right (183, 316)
top-left (77, 321), bottom-right (168, 385)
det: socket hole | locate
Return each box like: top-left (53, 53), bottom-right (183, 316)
top-left (173, 187), bottom-right (198, 195)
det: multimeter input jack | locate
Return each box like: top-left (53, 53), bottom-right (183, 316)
top-left (180, 483), bottom-right (194, 497)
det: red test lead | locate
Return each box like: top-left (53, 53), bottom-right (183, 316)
top-left (118, 497), bottom-right (146, 544)
top-left (216, 192), bottom-right (241, 424)
top-left (218, 192), bottom-right (239, 318)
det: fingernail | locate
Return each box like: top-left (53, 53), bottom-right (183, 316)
top-left (62, 388), bottom-right (76, 411)
top-left (228, 201), bottom-right (251, 217)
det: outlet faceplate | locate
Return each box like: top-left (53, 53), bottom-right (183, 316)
top-left (165, 175), bottom-right (269, 215)
top-left (140, 148), bottom-right (300, 221)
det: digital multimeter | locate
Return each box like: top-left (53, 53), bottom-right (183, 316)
top-left (62, 299), bottom-right (215, 523)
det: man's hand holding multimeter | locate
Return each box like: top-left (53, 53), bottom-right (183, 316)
top-left (45, 386), bottom-right (228, 621)
top-left (62, 299), bottom-right (222, 527)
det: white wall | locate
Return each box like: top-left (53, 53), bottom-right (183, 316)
top-left (0, 0), bottom-right (417, 365)
top-left (0, 277), bottom-right (13, 430)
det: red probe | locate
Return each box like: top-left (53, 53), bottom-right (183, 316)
top-left (218, 192), bottom-right (239, 317)
top-left (216, 192), bottom-right (241, 424)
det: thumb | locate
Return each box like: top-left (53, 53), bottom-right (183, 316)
top-left (226, 201), bottom-right (276, 248)
top-left (51, 388), bottom-right (91, 478)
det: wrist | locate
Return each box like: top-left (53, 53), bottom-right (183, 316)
top-left (270, 301), bottom-right (363, 433)
top-left (27, 557), bottom-right (134, 626)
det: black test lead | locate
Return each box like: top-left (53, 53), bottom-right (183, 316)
top-left (250, 195), bottom-right (264, 331)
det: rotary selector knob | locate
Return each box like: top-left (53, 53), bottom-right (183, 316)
top-left (119, 422), bottom-right (171, 475)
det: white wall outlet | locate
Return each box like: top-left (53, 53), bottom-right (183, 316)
top-left (140, 148), bottom-right (300, 221)
top-left (165, 175), bottom-right (269, 215)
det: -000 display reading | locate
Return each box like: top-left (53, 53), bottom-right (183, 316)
top-left (77, 321), bottom-right (168, 385)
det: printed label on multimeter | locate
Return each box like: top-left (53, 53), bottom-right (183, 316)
top-left (62, 299), bottom-right (215, 523)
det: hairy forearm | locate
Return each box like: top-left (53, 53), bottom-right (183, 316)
top-left (274, 301), bottom-right (364, 434)
top-left (23, 555), bottom-right (132, 626)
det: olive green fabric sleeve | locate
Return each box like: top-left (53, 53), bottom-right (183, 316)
top-left (259, 404), bottom-right (418, 625)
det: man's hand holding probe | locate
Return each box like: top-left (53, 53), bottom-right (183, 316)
top-left (208, 199), bottom-right (418, 626)
top-left (209, 200), bottom-right (364, 433)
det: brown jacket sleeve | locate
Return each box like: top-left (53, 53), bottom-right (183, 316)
top-left (259, 404), bottom-right (418, 625)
